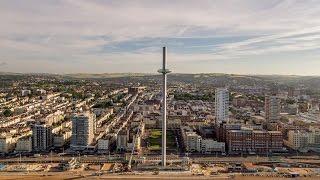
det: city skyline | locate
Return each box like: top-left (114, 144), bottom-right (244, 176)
top-left (1, 1), bottom-right (320, 178)
top-left (1, 0), bottom-right (320, 75)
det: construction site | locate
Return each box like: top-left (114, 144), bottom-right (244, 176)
top-left (0, 155), bottom-right (320, 179)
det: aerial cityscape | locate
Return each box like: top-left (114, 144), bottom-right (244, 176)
top-left (1, 0), bottom-right (320, 179)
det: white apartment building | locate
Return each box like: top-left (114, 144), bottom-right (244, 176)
top-left (21, 89), bottom-right (31, 97)
top-left (53, 131), bottom-right (71, 147)
top-left (70, 112), bottom-right (95, 150)
top-left (15, 136), bottom-right (32, 152)
top-left (97, 134), bottom-right (114, 151)
top-left (116, 130), bottom-right (128, 151)
top-left (200, 139), bottom-right (225, 154)
top-left (265, 95), bottom-right (280, 123)
top-left (183, 127), bottom-right (225, 153)
top-left (98, 139), bottom-right (110, 151)
top-left (45, 110), bottom-right (64, 125)
top-left (287, 130), bottom-right (320, 150)
top-left (185, 131), bottom-right (201, 152)
top-left (127, 135), bottom-right (141, 151)
top-left (0, 136), bottom-right (15, 153)
top-left (215, 88), bottom-right (229, 123)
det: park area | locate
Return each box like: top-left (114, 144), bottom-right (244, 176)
top-left (146, 129), bottom-right (177, 152)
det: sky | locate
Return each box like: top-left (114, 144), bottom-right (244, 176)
top-left (0, 0), bottom-right (320, 75)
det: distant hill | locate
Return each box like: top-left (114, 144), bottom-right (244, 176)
top-left (0, 72), bottom-right (23, 75)
top-left (1, 72), bottom-right (320, 89)
top-left (61, 73), bottom-right (155, 79)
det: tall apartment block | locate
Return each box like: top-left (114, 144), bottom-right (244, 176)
top-left (71, 112), bottom-right (95, 150)
top-left (215, 88), bottom-right (229, 124)
top-left (265, 95), bottom-right (280, 124)
top-left (32, 124), bottom-right (52, 152)
top-left (116, 129), bottom-right (129, 152)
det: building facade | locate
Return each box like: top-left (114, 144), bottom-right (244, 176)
top-left (200, 139), bottom-right (225, 154)
top-left (185, 131), bottom-right (202, 152)
top-left (226, 129), bottom-right (283, 154)
top-left (98, 138), bottom-right (110, 151)
top-left (287, 130), bottom-right (320, 150)
top-left (53, 130), bottom-right (71, 147)
top-left (182, 127), bottom-right (225, 153)
top-left (116, 129), bottom-right (129, 151)
top-left (32, 124), bottom-right (53, 152)
top-left (15, 136), bottom-right (32, 152)
top-left (265, 95), bottom-right (280, 123)
top-left (71, 112), bottom-right (95, 150)
top-left (0, 136), bottom-right (15, 153)
top-left (215, 88), bottom-right (229, 123)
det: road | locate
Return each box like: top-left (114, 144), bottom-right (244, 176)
top-left (1, 154), bottom-right (320, 166)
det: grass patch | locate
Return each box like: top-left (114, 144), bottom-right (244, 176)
top-left (147, 129), bottom-right (177, 151)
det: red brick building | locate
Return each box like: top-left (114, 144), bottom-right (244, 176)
top-left (226, 129), bottom-right (283, 154)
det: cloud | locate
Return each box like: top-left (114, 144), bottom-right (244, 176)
top-left (207, 26), bottom-right (320, 59)
top-left (0, 62), bottom-right (8, 67)
top-left (0, 0), bottom-right (320, 73)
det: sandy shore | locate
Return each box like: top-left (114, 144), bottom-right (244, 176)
top-left (0, 172), bottom-right (318, 180)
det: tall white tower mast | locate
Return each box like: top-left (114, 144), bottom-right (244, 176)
top-left (158, 47), bottom-right (171, 167)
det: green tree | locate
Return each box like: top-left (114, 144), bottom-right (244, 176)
top-left (3, 109), bottom-right (12, 117)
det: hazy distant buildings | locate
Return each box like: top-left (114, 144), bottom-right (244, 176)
top-left (32, 124), bottom-right (52, 152)
top-left (265, 95), bottom-right (280, 124)
top-left (128, 86), bottom-right (145, 95)
top-left (215, 88), bottom-right (229, 123)
top-left (21, 89), bottom-right (31, 97)
top-left (288, 87), bottom-right (302, 98)
top-left (287, 104), bottom-right (298, 115)
top-left (71, 112), bottom-right (95, 150)
top-left (288, 87), bottom-right (295, 97)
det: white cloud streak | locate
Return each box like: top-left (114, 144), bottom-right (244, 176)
top-left (0, 0), bottom-right (320, 73)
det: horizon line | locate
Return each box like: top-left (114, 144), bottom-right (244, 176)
top-left (0, 71), bottom-right (319, 77)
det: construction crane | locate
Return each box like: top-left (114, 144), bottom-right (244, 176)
top-left (128, 119), bottom-right (143, 171)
